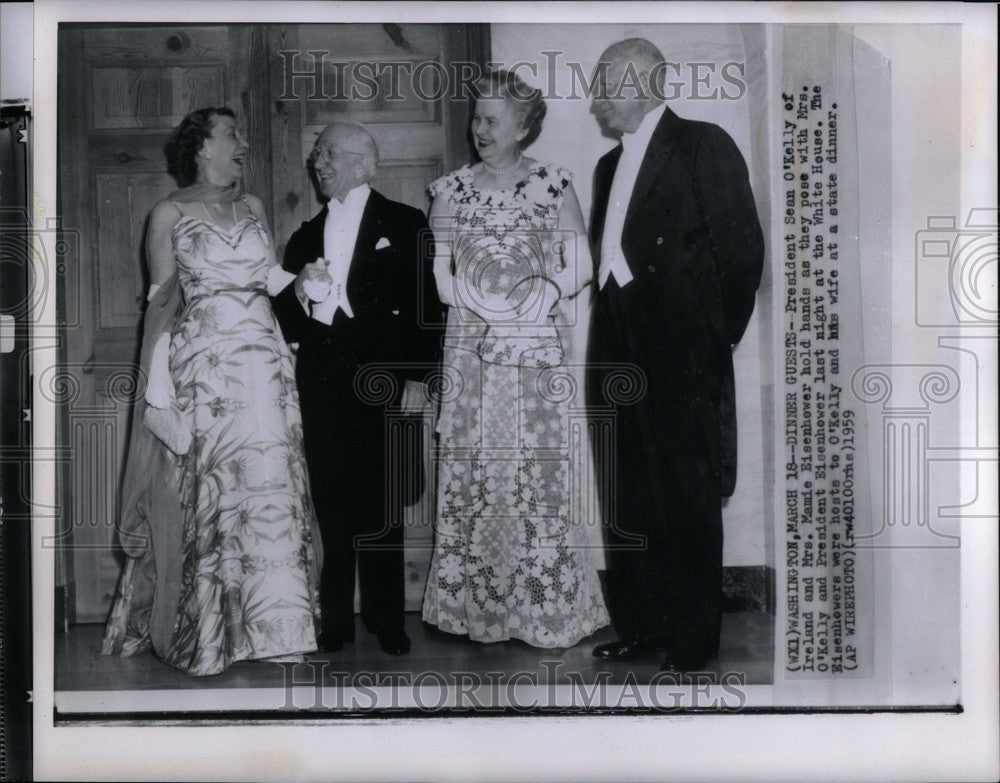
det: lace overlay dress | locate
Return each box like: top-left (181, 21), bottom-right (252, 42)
top-left (421, 164), bottom-right (609, 648)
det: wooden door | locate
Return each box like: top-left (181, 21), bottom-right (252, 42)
top-left (57, 24), bottom-right (276, 624)
top-left (58, 23), bottom-right (489, 624)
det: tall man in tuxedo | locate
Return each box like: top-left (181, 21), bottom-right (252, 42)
top-left (272, 121), bottom-right (442, 655)
top-left (587, 39), bottom-right (764, 671)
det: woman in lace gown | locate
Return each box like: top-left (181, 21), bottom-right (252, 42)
top-left (422, 71), bottom-right (609, 648)
top-left (101, 107), bottom-right (321, 675)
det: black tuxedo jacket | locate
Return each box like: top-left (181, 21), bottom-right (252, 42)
top-left (589, 106), bottom-right (764, 496)
top-left (271, 189), bottom-right (442, 414)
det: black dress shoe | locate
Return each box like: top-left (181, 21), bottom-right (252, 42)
top-left (592, 636), bottom-right (658, 661)
top-left (376, 629), bottom-right (411, 656)
top-left (317, 632), bottom-right (353, 653)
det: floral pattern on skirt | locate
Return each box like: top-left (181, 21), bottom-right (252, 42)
top-left (103, 211), bottom-right (322, 676)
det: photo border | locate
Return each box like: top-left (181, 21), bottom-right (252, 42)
top-left (25, 2), bottom-right (998, 781)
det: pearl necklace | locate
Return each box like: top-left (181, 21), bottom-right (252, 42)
top-left (482, 154), bottom-right (524, 175)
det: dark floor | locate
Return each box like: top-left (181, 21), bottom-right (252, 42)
top-left (56, 610), bottom-right (774, 695)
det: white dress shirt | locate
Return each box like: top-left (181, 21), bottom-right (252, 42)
top-left (598, 101), bottom-right (668, 290)
top-left (312, 183), bottom-right (371, 322)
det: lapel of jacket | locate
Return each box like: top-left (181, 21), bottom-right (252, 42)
top-left (347, 189), bottom-right (386, 294)
top-left (624, 105), bottom-right (682, 228)
top-left (299, 206), bottom-right (327, 269)
top-left (591, 145), bottom-right (622, 250)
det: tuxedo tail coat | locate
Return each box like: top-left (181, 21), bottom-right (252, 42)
top-left (270, 189), bottom-right (443, 639)
top-left (586, 106), bottom-right (764, 652)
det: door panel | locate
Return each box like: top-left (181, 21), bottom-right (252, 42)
top-left (374, 162), bottom-right (443, 213)
top-left (89, 66), bottom-right (227, 130)
top-left (95, 173), bottom-right (176, 331)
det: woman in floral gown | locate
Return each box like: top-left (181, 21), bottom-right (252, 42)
top-left (422, 71), bottom-right (609, 648)
top-left (101, 107), bottom-right (321, 675)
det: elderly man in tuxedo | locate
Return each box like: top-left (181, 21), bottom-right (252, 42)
top-left (272, 120), bottom-right (442, 655)
top-left (587, 38), bottom-right (764, 671)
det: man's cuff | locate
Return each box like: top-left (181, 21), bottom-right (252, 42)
top-left (266, 266), bottom-right (297, 297)
top-left (400, 379), bottom-right (430, 415)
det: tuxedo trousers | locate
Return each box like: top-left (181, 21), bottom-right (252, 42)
top-left (587, 277), bottom-right (723, 657)
top-left (299, 370), bottom-right (419, 639)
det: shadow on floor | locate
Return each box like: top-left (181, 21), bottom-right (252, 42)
top-left (56, 610), bottom-right (774, 693)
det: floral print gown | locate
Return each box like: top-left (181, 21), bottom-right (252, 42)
top-left (421, 164), bottom-right (609, 648)
top-left (138, 206), bottom-right (320, 675)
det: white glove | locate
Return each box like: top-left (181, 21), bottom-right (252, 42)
top-left (302, 277), bottom-right (332, 302)
top-left (295, 258), bottom-right (333, 303)
top-left (144, 332), bottom-right (174, 409)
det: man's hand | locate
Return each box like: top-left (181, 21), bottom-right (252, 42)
top-left (294, 258), bottom-right (333, 303)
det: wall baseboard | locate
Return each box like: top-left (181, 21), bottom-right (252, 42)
top-left (722, 565), bottom-right (775, 615)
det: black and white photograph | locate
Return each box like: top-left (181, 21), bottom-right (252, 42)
top-left (1, 1), bottom-right (997, 780)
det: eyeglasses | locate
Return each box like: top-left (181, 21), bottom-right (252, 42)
top-left (308, 145), bottom-right (365, 165)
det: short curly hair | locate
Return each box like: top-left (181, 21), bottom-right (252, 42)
top-left (472, 70), bottom-right (547, 149)
top-left (165, 107), bottom-right (235, 187)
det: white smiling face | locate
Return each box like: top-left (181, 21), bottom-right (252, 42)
top-left (200, 113), bottom-right (248, 186)
top-left (471, 97), bottom-right (527, 165)
top-left (309, 127), bottom-right (369, 203)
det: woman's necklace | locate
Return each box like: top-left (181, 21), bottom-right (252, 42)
top-left (482, 153), bottom-right (524, 175)
top-left (201, 200), bottom-right (237, 228)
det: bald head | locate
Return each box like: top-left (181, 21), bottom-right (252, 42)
top-left (592, 37), bottom-right (667, 134)
top-left (600, 37), bottom-right (666, 76)
top-left (317, 120), bottom-right (379, 174)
